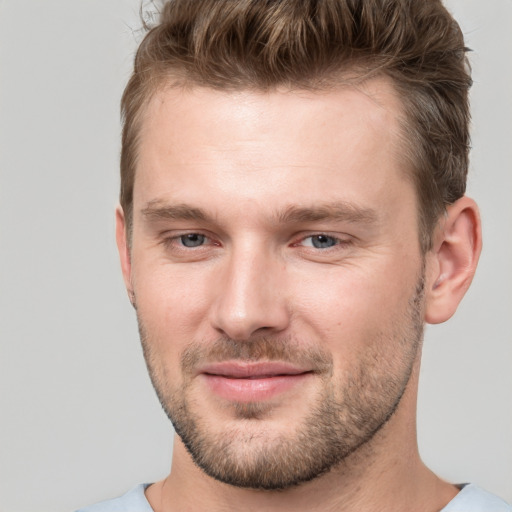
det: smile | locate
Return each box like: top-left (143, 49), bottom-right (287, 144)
top-left (198, 362), bottom-right (313, 402)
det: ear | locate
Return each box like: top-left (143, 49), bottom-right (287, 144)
top-left (115, 205), bottom-right (134, 305)
top-left (424, 196), bottom-right (482, 324)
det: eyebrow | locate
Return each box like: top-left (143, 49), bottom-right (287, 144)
top-left (141, 201), bottom-right (210, 222)
top-left (140, 200), bottom-right (378, 226)
top-left (275, 202), bottom-right (378, 225)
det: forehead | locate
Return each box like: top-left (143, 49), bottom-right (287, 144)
top-left (134, 79), bottom-right (411, 221)
top-left (140, 78), bottom-right (403, 154)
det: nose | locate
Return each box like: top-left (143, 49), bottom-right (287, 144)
top-left (209, 244), bottom-right (290, 341)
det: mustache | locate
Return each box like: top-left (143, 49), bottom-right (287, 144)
top-left (180, 336), bottom-right (333, 375)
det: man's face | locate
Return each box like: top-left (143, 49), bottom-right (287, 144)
top-left (120, 80), bottom-right (428, 489)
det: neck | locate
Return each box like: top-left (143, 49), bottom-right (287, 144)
top-left (146, 364), bottom-right (458, 512)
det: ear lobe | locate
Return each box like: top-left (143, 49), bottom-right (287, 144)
top-left (424, 196), bottom-right (482, 324)
top-left (115, 205), bottom-right (134, 304)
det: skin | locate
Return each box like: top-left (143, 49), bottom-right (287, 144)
top-left (116, 78), bottom-right (481, 511)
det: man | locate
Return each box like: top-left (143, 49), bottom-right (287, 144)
top-left (79, 0), bottom-right (510, 510)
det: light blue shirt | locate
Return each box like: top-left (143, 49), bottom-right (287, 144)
top-left (77, 484), bottom-right (152, 512)
top-left (442, 484), bottom-right (512, 511)
top-left (77, 483), bottom-right (511, 511)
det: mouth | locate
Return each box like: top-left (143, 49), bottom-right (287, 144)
top-left (198, 361), bottom-right (314, 403)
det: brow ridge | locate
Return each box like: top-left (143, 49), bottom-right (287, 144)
top-left (140, 200), bottom-right (378, 226)
top-left (275, 202), bottom-right (378, 225)
top-left (141, 201), bottom-right (211, 222)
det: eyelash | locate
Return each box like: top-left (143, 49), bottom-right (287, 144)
top-left (161, 232), bottom-right (217, 251)
top-left (161, 232), bottom-right (351, 252)
top-left (294, 234), bottom-right (351, 250)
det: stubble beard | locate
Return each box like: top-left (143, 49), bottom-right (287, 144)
top-left (137, 274), bottom-right (425, 490)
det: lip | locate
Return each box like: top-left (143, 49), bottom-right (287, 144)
top-left (198, 361), bottom-right (313, 403)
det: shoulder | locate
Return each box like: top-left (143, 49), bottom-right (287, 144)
top-left (75, 484), bottom-right (153, 512)
top-left (442, 484), bottom-right (512, 512)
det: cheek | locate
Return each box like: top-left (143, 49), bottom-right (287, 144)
top-left (291, 262), bottom-right (419, 356)
top-left (133, 261), bottom-right (215, 350)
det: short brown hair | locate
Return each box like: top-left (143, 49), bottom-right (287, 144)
top-left (120, 0), bottom-right (471, 252)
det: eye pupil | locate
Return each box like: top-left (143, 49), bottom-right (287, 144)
top-left (180, 234), bottom-right (205, 247)
top-left (312, 235), bottom-right (336, 249)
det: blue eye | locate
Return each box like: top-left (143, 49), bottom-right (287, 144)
top-left (300, 234), bottom-right (340, 249)
top-left (180, 233), bottom-right (206, 247)
top-left (309, 234), bottom-right (337, 249)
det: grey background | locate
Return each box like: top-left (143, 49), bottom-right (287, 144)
top-left (0, 1), bottom-right (510, 510)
